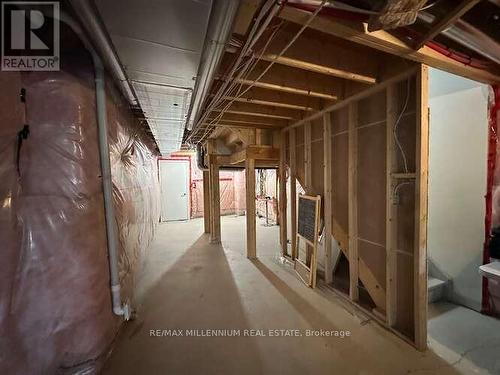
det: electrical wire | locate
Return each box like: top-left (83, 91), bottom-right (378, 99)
top-left (393, 78), bottom-right (411, 174)
top-left (189, 0), bottom-right (327, 145)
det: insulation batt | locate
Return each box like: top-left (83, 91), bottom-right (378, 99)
top-left (0, 24), bottom-right (160, 374)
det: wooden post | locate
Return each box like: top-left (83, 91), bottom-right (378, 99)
top-left (386, 84), bottom-right (398, 326)
top-left (414, 65), bottom-right (429, 350)
top-left (323, 113), bottom-right (333, 284)
top-left (246, 158), bottom-right (257, 259)
top-left (279, 133), bottom-right (288, 256)
top-left (304, 122), bottom-right (313, 265)
top-left (256, 129), bottom-right (262, 145)
top-left (203, 170), bottom-right (211, 234)
top-left (348, 103), bottom-right (359, 301)
top-left (208, 140), bottom-right (221, 243)
top-left (289, 129), bottom-right (297, 259)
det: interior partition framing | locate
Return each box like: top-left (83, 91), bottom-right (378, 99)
top-left (279, 64), bottom-right (429, 350)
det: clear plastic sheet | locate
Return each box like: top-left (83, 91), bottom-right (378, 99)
top-left (0, 30), bottom-right (160, 374)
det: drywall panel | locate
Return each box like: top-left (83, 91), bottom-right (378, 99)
top-left (428, 68), bottom-right (488, 311)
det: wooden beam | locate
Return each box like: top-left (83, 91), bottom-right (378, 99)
top-left (223, 87), bottom-right (324, 111)
top-left (213, 108), bottom-right (294, 120)
top-left (279, 6), bottom-right (500, 84)
top-left (223, 95), bottom-right (315, 112)
top-left (348, 103), bottom-right (359, 302)
top-left (323, 113), bottom-right (333, 284)
top-left (216, 56), bottom-right (342, 100)
top-left (217, 145), bottom-right (280, 165)
top-left (246, 158), bottom-right (257, 259)
top-left (414, 64), bottom-right (429, 351)
top-left (207, 140), bottom-right (221, 243)
top-left (279, 134), bottom-right (288, 256)
top-left (386, 84), bottom-right (398, 327)
top-left (289, 129), bottom-right (297, 259)
top-left (221, 101), bottom-right (304, 119)
top-left (414, 0), bottom-right (481, 50)
top-left (260, 54), bottom-right (377, 84)
top-left (234, 78), bottom-right (338, 101)
top-left (203, 170), bottom-right (211, 234)
top-left (283, 66), bottom-right (419, 131)
top-left (208, 113), bottom-right (288, 128)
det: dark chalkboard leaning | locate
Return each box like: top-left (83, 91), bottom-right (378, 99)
top-left (295, 194), bottom-right (321, 288)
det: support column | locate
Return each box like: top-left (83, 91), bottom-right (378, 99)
top-left (414, 65), bottom-right (429, 351)
top-left (246, 158), bottom-right (256, 259)
top-left (279, 133), bottom-right (288, 256)
top-left (323, 114), bottom-right (333, 284)
top-left (348, 103), bottom-right (359, 302)
top-left (208, 140), bottom-right (221, 243)
top-left (203, 170), bottom-right (211, 234)
top-left (289, 129), bottom-right (297, 259)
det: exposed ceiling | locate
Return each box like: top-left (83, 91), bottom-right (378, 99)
top-left (94, 0), bottom-right (213, 155)
top-left (185, 0), bottom-right (500, 149)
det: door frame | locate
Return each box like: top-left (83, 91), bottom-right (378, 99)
top-left (158, 156), bottom-right (192, 221)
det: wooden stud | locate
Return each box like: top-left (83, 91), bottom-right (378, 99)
top-left (279, 133), bottom-right (288, 256)
top-left (348, 103), bottom-right (359, 301)
top-left (304, 122), bottom-right (313, 266)
top-left (255, 129), bottom-right (262, 145)
top-left (323, 113), bottom-right (333, 284)
top-left (203, 170), bottom-right (211, 234)
top-left (208, 140), bottom-right (221, 244)
top-left (386, 84), bottom-right (398, 326)
top-left (289, 129), bottom-right (297, 259)
top-left (414, 65), bottom-right (429, 350)
top-left (246, 158), bottom-right (257, 259)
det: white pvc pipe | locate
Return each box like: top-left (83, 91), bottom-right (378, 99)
top-left (59, 11), bottom-right (129, 319)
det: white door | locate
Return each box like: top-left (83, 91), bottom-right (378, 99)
top-left (159, 159), bottom-right (189, 221)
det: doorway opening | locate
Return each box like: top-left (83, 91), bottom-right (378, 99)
top-left (426, 68), bottom-right (500, 373)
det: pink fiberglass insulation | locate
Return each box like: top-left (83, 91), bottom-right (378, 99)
top-left (0, 24), bottom-right (160, 374)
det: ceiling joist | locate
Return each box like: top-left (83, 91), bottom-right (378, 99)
top-left (259, 54), bottom-right (377, 84)
top-left (278, 6), bottom-right (500, 84)
top-left (414, 0), bottom-right (482, 50)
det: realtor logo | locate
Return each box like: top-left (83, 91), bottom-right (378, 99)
top-left (1, 1), bottom-right (60, 71)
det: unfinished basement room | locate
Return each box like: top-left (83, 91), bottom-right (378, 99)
top-left (1, 0), bottom-right (500, 374)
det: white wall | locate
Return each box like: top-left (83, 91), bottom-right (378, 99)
top-left (428, 68), bottom-right (489, 311)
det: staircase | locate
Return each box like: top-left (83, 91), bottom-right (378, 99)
top-left (428, 277), bottom-right (448, 303)
top-left (427, 259), bottom-right (450, 304)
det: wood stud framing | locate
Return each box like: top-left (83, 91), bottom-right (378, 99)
top-left (290, 129), bottom-right (298, 259)
top-left (246, 158), bottom-right (257, 259)
top-left (385, 84), bottom-right (398, 327)
top-left (207, 140), bottom-right (221, 243)
top-left (414, 65), bottom-right (429, 350)
top-left (203, 170), bottom-right (211, 234)
top-left (323, 113), bottom-right (333, 284)
top-left (279, 133), bottom-right (288, 256)
top-left (348, 103), bottom-right (359, 302)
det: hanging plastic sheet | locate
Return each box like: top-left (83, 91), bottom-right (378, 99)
top-left (0, 28), bottom-right (160, 374)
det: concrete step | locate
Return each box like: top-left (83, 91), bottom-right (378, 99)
top-left (428, 277), bottom-right (447, 304)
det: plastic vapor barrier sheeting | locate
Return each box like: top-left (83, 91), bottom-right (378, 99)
top-left (0, 28), bottom-right (160, 374)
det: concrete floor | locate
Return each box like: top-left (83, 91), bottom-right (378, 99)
top-left (103, 216), bottom-right (496, 375)
top-left (428, 302), bottom-right (500, 374)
